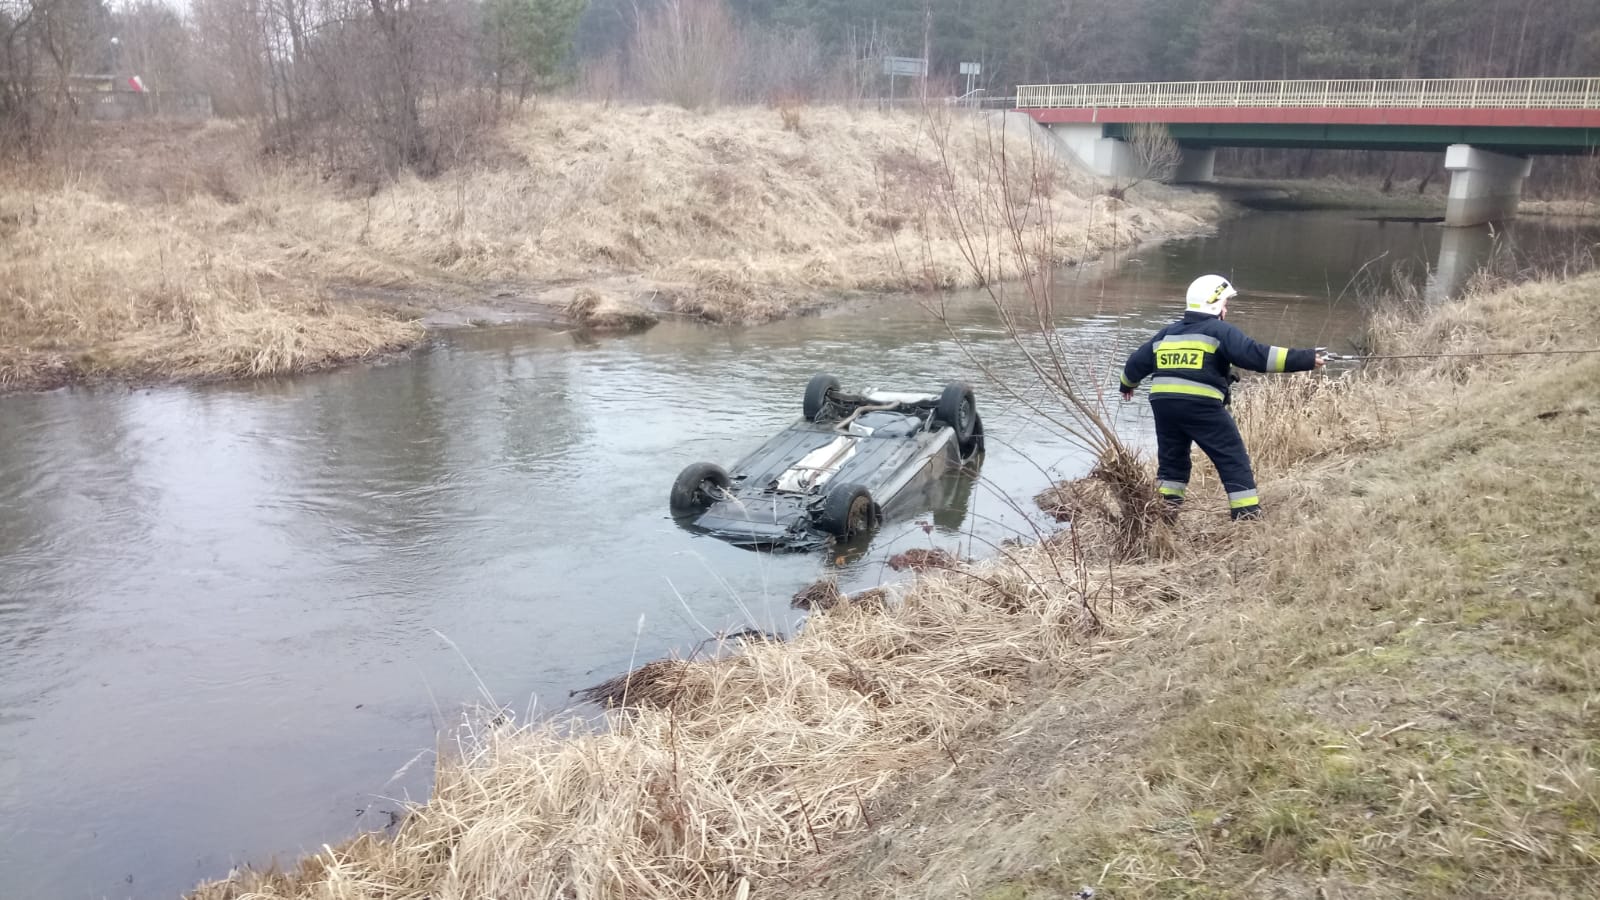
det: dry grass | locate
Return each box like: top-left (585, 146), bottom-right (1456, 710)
top-left (564, 287), bottom-right (659, 332)
top-left (790, 581), bottom-right (888, 614)
top-left (0, 182), bottom-right (423, 390)
top-left (307, 103), bottom-right (1215, 300)
top-left (189, 273), bottom-right (1599, 899)
top-left (1231, 371), bottom-right (1389, 478)
top-left (1519, 197), bottom-right (1600, 219)
top-left (2, 103), bottom-right (1221, 389)
top-left (1034, 448), bottom-right (1177, 561)
top-left (194, 542), bottom-right (1149, 900)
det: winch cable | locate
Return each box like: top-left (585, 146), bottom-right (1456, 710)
top-left (1321, 347), bottom-right (1600, 362)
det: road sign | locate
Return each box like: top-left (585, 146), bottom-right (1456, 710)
top-left (960, 61), bottom-right (982, 97)
top-left (882, 56), bottom-right (928, 78)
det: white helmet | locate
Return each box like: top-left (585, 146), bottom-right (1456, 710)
top-left (1186, 274), bottom-right (1237, 315)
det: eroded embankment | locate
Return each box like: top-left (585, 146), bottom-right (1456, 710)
top-left (191, 272), bottom-right (1599, 899)
top-left (0, 104), bottom-right (1222, 392)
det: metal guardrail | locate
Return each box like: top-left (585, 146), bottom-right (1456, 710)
top-left (1016, 78), bottom-right (1600, 110)
top-left (79, 90), bottom-right (212, 121)
top-left (842, 95), bottom-right (1019, 111)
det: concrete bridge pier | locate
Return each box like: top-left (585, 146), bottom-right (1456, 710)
top-left (1044, 124), bottom-right (1219, 184)
top-left (1173, 146), bottom-right (1217, 183)
top-left (1444, 144), bottom-right (1533, 226)
top-left (1041, 123), bottom-right (1139, 179)
top-left (1427, 222), bottom-right (1497, 301)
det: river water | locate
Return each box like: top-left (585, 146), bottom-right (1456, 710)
top-left (1, 210), bottom-right (1594, 899)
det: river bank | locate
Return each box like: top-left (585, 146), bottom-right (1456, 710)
top-left (1211, 175), bottom-right (1449, 214)
top-left (190, 269), bottom-right (1599, 898)
top-left (0, 103), bottom-right (1222, 393)
top-left (1215, 173), bottom-right (1600, 222)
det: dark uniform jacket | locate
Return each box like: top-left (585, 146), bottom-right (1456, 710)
top-left (1122, 311), bottom-right (1318, 404)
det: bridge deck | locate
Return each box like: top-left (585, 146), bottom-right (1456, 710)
top-left (1017, 78), bottom-right (1600, 153)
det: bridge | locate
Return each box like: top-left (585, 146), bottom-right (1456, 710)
top-left (1015, 77), bottom-right (1600, 225)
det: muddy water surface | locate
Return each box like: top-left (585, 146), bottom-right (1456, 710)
top-left (1, 211), bottom-right (1593, 899)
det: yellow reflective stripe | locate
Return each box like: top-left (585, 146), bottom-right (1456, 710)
top-left (1120, 372), bottom-right (1136, 388)
top-left (1228, 490), bottom-right (1261, 509)
top-left (1267, 346), bottom-right (1288, 373)
top-left (1150, 383), bottom-right (1225, 401)
top-left (1156, 340), bottom-right (1218, 353)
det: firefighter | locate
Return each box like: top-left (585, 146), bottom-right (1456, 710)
top-left (1120, 274), bottom-right (1326, 520)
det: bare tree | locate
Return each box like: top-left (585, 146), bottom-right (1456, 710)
top-left (833, 22), bottom-right (892, 104)
top-left (909, 110), bottom-right (1163, 555)
top-left (1, 0), bottom-right (109, 154)
top-left (197, 0), bottom-right (488, 177)
top-left (628, 0), bottom-right (740, 108)
top-left (114, 0), bottom-right (198, 96)
top-left (1113, 122), bottom-right (1181, 196)
top-left (190, 0), bottom-right (269, 116)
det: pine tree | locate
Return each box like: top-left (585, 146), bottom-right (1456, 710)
top-left (485, 0), bottom-right (588, 110)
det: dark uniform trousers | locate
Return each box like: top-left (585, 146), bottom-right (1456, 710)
top-left (1151, 396), bottom-right (1262, 520)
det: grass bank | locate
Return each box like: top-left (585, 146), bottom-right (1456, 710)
top-left (809, 274), bottom-right (1600, 900)
top-left (0, 104), bottom-right (1222, 393)
top-left (191, 270), bottom-right (1598, 898)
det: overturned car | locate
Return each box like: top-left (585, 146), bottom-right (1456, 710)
top-left (669, 374), bottom-right (984, 550)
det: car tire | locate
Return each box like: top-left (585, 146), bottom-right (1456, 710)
top-left (803, 373), bottom-right (840, 422)
top-left (935, 382), bottom-right (978, 453)
top-left (818, 483), bottom-right (877, 539)
top-left (670, 462), bottom-right (731, 516)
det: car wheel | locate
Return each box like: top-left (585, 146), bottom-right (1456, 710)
top-left (670, 462), bottom-right (731, 516)
top-left (803, 373), bottom-right (841, 422)
top-left (819, 483), bottom-right (877, 539)
top-left (935, 382), bottom-right (978, 452)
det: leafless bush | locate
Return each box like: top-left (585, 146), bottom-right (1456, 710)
top-left (776, 100), bottom-right (803, 133)
top-left (613, 0), bottom-right (888, 109)
top-left (1111, 121), bottom-right (1181, 197)
top-left (627, 0), bottom-right (739, 109)
top-left (734, 24), bottom-right (824, 104)
top-left (318, 1), bottom-right (492, 175)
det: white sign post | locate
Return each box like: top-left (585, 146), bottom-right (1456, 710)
top-left (881, 56), bottom-right (929, 106)
top-left (960, 61), bottom-right (982, 98)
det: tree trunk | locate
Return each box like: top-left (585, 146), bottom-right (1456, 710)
top-left (369, 0), bottom-right (426, 172)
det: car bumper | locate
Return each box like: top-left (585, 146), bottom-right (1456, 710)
top-left (688, 497), bottom-right (827, 550)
